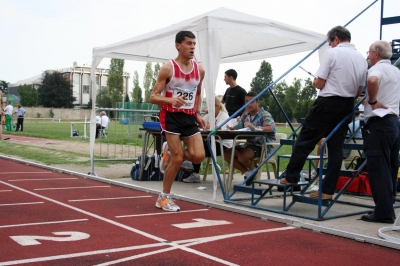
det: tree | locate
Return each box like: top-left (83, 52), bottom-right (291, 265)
top-left (38, 71), bottom-right (75, 108)
top-left (131, 71), bottom-right (143, 104)
top-left (294, 78), bottom-right (317, 121)
top-left (268, 80), bottom-right (288, 122)
top-left (107, 58), bottom-right (125, 108)
top-left (281, 78), bottom-right (301, 122)
top-left (0, 80), bottom-right (9, 93)
top-left (124, 93), bottom-right (130, 103)
top-left (250, 60), bottom-right (273, 109)
top-left (18, 84), bottom-right (38, 107)
top-left (96, 87), bottom-right (112, 108)
top-left (151, 63), bottom-right (161, 88)
top-left (143, 62), bottom-right (153, 102)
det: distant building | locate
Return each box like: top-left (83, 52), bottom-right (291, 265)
top-left (8, 62), bottom-right (130, 108)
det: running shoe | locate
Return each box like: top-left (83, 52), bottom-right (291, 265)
top-left (183, 173), bottom-right (201, 183)
top-left (181, 160), bottom-right (194, 170)
top-left (155, 193), bottom-right (180, 212)
top-left (160, 142), bottom-right (170, 174)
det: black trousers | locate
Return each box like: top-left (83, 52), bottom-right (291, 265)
top-left (16, 117), bottom-right (24, 131)
top-left (363, 115), bottom-right (399, 220)
top-left (285, 96), bottom-right (354, 194)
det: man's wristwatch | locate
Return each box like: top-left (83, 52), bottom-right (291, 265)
top-left (368, 100), bottom-right (377, 105)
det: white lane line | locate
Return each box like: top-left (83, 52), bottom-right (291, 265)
top-left (0, 180), bottom-right (167, 242)
top-left (98, 227), bottom-right (295, 266)
top-left (0, 172), bottom-right (52, 175)
top-left (34, 186), bottom-right (110, 191)
top-left (9, 178), bottom-right (78, 182)
top-left (0, 180), bottom-right (293, 266)
top-left (0, 202), bottom-right (44, 206)
top-left (0, 242), bottom-right (168, 266)
top-left (116, 209), bottom-right (209, 218)
top-left (0, 219), bottom-right (89, 229)
top-left (69, 196), bottom-right (152, 202)
top-left (0, 190), bottom-right (12, 192)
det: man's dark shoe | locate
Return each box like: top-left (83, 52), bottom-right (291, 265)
top-left (280, 177), bottom-right (298, 186)
top-left (244, 170), bottom-right (257, 186)
top-left (361, 213), bottom-right (394, 224)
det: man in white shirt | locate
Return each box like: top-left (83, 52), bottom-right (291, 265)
top-left (3, 101), bottom-right (13, 132)
top-left (95, 111), bottom-right (109, 138)
top-left (360, 40), bottom-right (400, 224)
top-left (280, 26), bottom-right (368, 200)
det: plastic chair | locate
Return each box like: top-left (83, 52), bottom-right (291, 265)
top-left (253, 133), bottom-right (287, 181)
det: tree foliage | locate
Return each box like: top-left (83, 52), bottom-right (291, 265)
top-left (38, 71), bottom-right (75, 108)
top-left (267, 78), bottom-right (318, 123)
top-left (131, 71), bottom-right (143, 104)
top-left (107, 58), bottom-right (125, 108)
top-left (250, 60), bottom-right (273, 109)
top-left (18, 84), bottom-right (38, 107)
top-left (152, 63), bottom-right (161, 88)
top-left (143, 62), bottom-right (153, 102)
top-left (96, 87), bottom-right (112, 108)
top-left (0, 80), bottom-right (9, 93)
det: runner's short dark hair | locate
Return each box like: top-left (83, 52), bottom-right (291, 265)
top-left (175, 31), bottom-right (196, 43)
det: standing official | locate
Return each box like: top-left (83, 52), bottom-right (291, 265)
top-left (280, 26), bottom-right (368, 201)
top-left (15, 104), bottom-right (26, 132)
top-left (361, 41), bottom-right (400, 224)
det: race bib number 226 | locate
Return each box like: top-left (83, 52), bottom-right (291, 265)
top-left (173, 87), bottom-right (196, 109)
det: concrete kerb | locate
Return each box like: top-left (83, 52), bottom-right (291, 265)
top-left (0, 155), bottom-right (399, 250)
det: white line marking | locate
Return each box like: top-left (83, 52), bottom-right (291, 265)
top-left (116, 208), bottom-right (209, 218)
top-left (69, 196), bottom-right (152, 202)
top-left (0, 243), bottom-right (168, 266)
top-left (0, 202), bottom-right (44, 206)
top-left (94, 227), bottom-right (295, 266)
top-left (172, 218), bottom-right (231, 229)
top-left (0, 190), bottom-right (12, 192)
top-left (0, 180), bottom-right (294, 266)
top-left (8, 178), bottom-right (78, 181)
top-left (0, 172), bottom-right (52, 175)
top-left (0, 219), bottom-right (89, 228)
top-left (34, 186), bottom-right (110, 191)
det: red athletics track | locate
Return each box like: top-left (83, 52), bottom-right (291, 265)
top-left (1, 158), bottom-right (400, 266)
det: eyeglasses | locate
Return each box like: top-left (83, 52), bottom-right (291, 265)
top-left (366, 50), bottom-right (377, 56)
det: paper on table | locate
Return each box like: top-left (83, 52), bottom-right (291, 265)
top-left (372, 108), bottom-right (392, 117)
top-left (299, 66), bottom-right (317, 78)
top-left (236, 127), bottom-right (251, 131)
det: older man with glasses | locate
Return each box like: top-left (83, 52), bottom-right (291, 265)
top-left (360, 40), bottom-right (400, 224)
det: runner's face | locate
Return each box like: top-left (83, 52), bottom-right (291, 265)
top-left (177, 37), bottom-right (196, 59)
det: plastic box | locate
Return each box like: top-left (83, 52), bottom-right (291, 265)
top-left (142, 122), bottom-right (161, 130)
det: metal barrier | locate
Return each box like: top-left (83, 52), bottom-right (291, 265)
top-left (89, 108), bottom-right (160, 176)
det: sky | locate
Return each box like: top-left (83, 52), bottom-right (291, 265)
top-left (1, 0), bottom-right (399, 96)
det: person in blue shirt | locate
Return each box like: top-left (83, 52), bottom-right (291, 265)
top-left (223, 91), bottom-right (276, 185)
top-left (15, 104), bottom-right (26, 132)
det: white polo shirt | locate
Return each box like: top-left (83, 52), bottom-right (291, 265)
top-left (315, 43), bottom-right (367, 97)
top-left (364, 59), bottom-right (400, 122)
top-left (4, 104), bottom-right (13, 115)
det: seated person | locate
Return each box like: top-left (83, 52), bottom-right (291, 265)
top-left (183, 97), bottom-right (233, 183)
top-left (223, 92), bottom-right (276, 186)
top-left (95, 111), bottom-right (109, 138)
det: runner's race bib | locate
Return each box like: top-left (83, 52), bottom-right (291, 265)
top-left (173, 87), bottom-right (196, 109)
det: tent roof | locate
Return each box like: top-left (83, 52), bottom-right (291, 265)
top-left (92, 7), bottom-right (326, 64)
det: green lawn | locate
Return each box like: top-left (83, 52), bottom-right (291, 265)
top-left (1, 121), bottom-right (315, 173)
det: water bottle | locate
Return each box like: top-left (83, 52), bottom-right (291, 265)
top-left (154, 150), bottom-right (159, 168)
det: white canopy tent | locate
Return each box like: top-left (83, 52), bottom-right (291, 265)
top-left (90, 7), bottom-right (327, 199)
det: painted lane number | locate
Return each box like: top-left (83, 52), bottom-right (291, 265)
top-left (10, 231), bottom-right (90, 246)
top-left (172, 219), bottom-right (232, 229)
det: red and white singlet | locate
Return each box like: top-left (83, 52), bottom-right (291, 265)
top-left (161, 59), bottom-right (200, 115)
